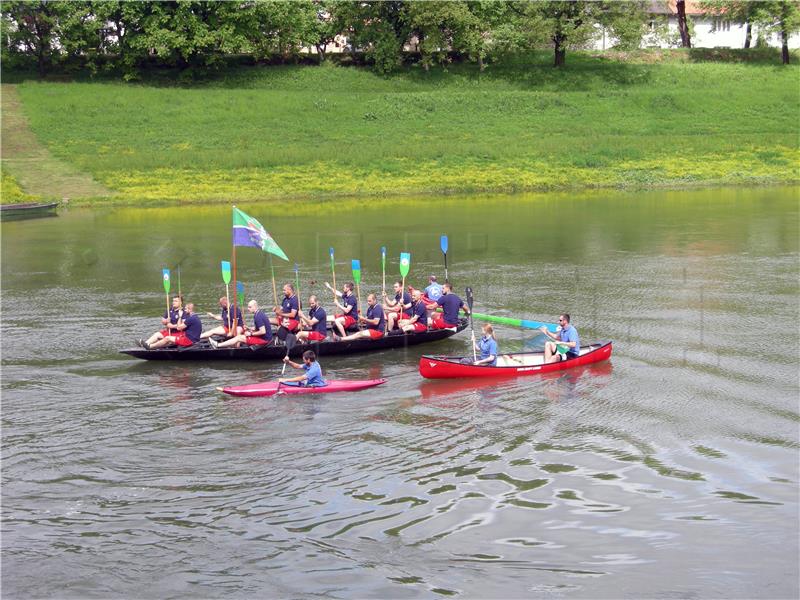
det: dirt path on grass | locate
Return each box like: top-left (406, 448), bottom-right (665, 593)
top-left (1, 84), bottom-right (112, 200)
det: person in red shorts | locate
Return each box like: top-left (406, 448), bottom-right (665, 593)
top-left (209, 300), bottom-right (273, 349)
top-left (201, 297), bottom-right (243, 340)
top-left (431, 283), bottom-right (469, 329)
top-left (326, 281), bottom-right (358, 338)
top-left (146, 303), bottom-right (201, 349)
top-left (141, 295), bottom-right (184, 348)
top-left (400, 289), bottom-right (429, 334)
top-left (271, 283), bottom-right (301, 333)
top-left (333, 294), bottom-right (385, 341)
top-left (383, 280), bottom-right (413, 332)
top-left (296, 295), bottom-right (328, 343)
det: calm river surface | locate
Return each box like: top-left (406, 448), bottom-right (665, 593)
top-left (2, 187), bottom-right (798, 599)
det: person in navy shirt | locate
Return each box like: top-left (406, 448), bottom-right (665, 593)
top-left (201, 296), bottom-right (243, 340)
top-left (280, 350), bottom-right (327, 387)
top-left (297, 295), bottom-right (328, 343)
top-left (432, 283), bottom-right (469, 329)
top-left (540, 313), bottom-right (581, 363)
top-left (146, 303), bottom-right (201, 349)
top-left (400, 289), bottom-right (430, 334)
top-left (271, 283), bottom-right (300, 333)
top-left (141, 295), bottom-right (184, 348)
top-left (383, 280), bottom-right (412, 331)
top-left (335, 294), bottom-right (385, 341)
top-left (326, 282), bottom-right (358, 338)
top-left (210, 300), bottom-right (273, 348)
top-left (464, 323), bottom-right (498, 366)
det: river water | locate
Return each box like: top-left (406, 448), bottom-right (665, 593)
top-left (2, 187), bottom-right (798, 599)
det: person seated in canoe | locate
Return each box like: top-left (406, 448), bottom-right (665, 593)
top-left (296, 295), bottom-right (327, 343)
top-left (461, 324), bottom-right (498, 366)
top-left (325, 281), bottom-right (358, 337)
top-left (209, 300), bottom-right (273, 349)
top-left (399, 289), bottom-right (430, 334)
top-left (333, 294), bottom-right (385, 341)
top-left (271, 283), bottom-right (301, 334)
top-left (280, 350), bottom-right (327, 388)
top-left (383, 280), bottom-right (412, 331)
top-left (145, 303), bottom-right (202, 349)
top-left (423, 274), bottom-right (443, 304)
top-left (540, 314), bottom-right (580, 363)
top-left (201, 297), bottom-right (243, 340)
top-left (431, 283), bottom-right (470, 329)
top-left (140, 294), bottom-right (184, 348)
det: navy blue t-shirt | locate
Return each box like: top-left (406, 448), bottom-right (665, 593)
top-left (252, 309), bottom-right (272, 341)
top-left (281, 295), bottom-right (299, 319)
top-left (412, 300), bottom-right (428, 325)
top-left (437, 294), bottom-right (463, 325)
top-left (163, 307), bottom-right (182, 324)
top-left (182, 313), bottom-right (202, 342)
top-left (221, 306), bottom-right (243, 329)
top-left (395, 291), bottom-right (412, 309)
top-left (366, 304), bottom-right (385, 330)
top-left (309, 306), bottom-right (327, 336)
top-left (342, 293), bottom-right (357, 316)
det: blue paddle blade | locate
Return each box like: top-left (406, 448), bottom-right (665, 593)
top-left (381, 246), bottom-right (386, 257)
top-left (329, 247), bottom-right (334, 258)
top-left (294, 263), bottom-right (299, 274)
top-left (236, 281), bottom-right (244, 294)
top-left (440, 235), bottom-right (448, 254)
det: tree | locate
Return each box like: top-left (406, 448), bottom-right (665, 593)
top-left (344, 1), bottom-right (410, 73)
top-left (405, 1), bottom-right (490, 70)
top-left (676, 0), bottom-right (692, 47)
top-left (1, 0), bottom-right (70, 76)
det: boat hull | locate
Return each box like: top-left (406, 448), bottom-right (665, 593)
top-left (121, 319), bottom-right (467, 361)
top-left (419, 341), bottom-right (612, 379)
top-left (220, 378), bottom-right (387, 397)
top-left (0, 202), bottom-right (59, 221)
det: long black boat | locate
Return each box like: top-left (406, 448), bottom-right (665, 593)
top-left (120, 319), bottom-right (468, 361)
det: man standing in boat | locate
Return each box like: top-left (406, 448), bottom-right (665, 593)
top-left (383, 280), bottom-right (412, 332)
top-left (141, 294), bottom-right (183, 348)
top-left (209, 300), bottom-right (273, 349)
top-left (296, 295), bottom-right (328, 343)
top-left (540, 314), bottom-right (580, 363)
top-left (201, 297), bottom-right (243, 340)
top-left (431, 283), bottom-right (469, 329)
top-left (272, 283), bottom-right (300, 334)
top-left (333, 293), bottom-right (385, 341)
top-left (146, 303), bottom-right (202, 349)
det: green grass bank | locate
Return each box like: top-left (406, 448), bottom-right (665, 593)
top-left (5, 52), bottom-right (799, 205)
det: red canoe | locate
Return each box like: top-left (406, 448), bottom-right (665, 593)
top-left (218, 378), bottom-right (387, 397)
top-left (419, 341), bottom-right (612, 379)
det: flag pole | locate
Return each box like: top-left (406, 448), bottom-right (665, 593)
top-left (231, 206), bottom-right (239, 335)
top-left (270, 254), bottom-right (278, 309)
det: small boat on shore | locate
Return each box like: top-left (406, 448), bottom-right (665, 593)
top-left (121, 318), bottom-right (468, 361)
top-left (0, 201), bottom-right (59, 221)
top-left (419, 341), bottom-right (612, 379)
top-left (218, 378), bottom-right (387, 397)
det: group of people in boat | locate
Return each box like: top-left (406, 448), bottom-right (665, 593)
top-left (137, 275), bottom-right (474, 351)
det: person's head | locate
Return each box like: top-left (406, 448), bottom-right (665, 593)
top-left (302, 350), bottom-right (316, 364)
top-left (247, 300), bottom-right (259, 313)
top-left (429, 275), bottom-right (437, 283)
top-left (393, 280), bottom-right (402, 293)
top-left (559, 314), bottom-right (570, 326)
top-left (219, 296), bottom-right (228, 308)
top-left (482, 323), bottom-right (494, 338)
top-left (442, 283), bottom-right (452, 294)
top-left (367, 293), bottom-right (377, 306)
top-left (412, 289), bottom-right (422, 301)
top-left (343, 282), bottom-right (354, 294)
top-left (185, 303), bottom-right (194, 314)
top-left (172, 296), bottom-right (183, 309)
top-left (283, 283), bottom-right (295, 297)
top-left (309, 294), bottom-right (318, 308)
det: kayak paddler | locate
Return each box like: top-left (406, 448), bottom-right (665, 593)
top-left (540, 313), bottom-right (580, 363)
top-left (280, 350), bottom-right (327, 388)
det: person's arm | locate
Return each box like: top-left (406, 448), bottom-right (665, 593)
top-left (539, 326), bottom-right (556, 340)
top-left (359, 314), bottom-right (380, 325)
top-left (282, 357), bottom-right (302, 369)
top-left (324, 282), bottom-right (343, 298)
top-left (279, 373), bottom-right (308, 383)
top-left (207, 312), bottom-right (222, 321)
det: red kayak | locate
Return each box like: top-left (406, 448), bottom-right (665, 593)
top-left (217, 378), bottom-right (387, 397)
top-left (419, 341), bottom-right (612, 379)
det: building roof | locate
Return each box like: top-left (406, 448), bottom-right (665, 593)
top-left (649, 1), bottom-right (713, 16)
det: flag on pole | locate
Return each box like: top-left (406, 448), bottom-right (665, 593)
top-left (232, 207), bottom-right (288, 261)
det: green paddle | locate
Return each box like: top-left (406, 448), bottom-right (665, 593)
top-left (221, 260), bottom-right (231, 327)
top-left (162, 268), bottom-right (171, 321)
top-left (352, 259), bottom-right (362, 329)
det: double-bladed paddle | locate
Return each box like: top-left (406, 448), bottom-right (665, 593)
top-left (466, 286), bottom-right (477, 362)
top-left (440, 235), bottom-right (449, 283)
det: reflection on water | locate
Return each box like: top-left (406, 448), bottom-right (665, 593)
top-left (2, 187), bottom-right (798, 599)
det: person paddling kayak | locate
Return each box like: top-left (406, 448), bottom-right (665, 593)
top-left (280, 350), bottom-right (327, 388)
top-left (540, 313), bottom-right (580, 363)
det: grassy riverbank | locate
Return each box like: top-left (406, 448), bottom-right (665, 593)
top-left (4, 52), bottom-right (799, 204)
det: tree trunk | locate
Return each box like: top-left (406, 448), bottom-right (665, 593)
top-left (781, 1), bottom-right (790, 64)
top-left (316, 44), bottom-right (326, 62)
top-left (553, 34), bottom-right (566, 67)
top-left (677, 0), bottom-right (692, 48)
top-left (744, 21), bottom-right (751, 48)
